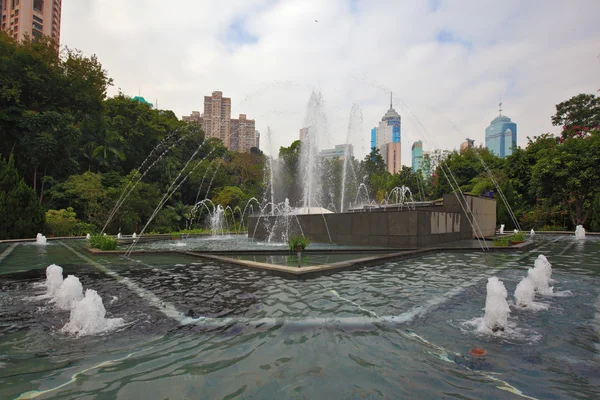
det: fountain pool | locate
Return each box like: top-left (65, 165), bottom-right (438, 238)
top-left (1, 234), bottom-right (599, 399)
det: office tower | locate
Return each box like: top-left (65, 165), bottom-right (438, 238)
top-left (485, 102), bottom-right (517, 158)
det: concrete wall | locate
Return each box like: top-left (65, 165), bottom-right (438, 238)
top-left (441, 194), bottom-right (496, 238)
top-left (248, 195), bottom-right (494, 248)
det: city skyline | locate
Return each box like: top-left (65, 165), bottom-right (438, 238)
top-left (58, 1), bottom-right (599, 164)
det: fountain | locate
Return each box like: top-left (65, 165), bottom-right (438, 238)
top-left (514, 229), bottom-right (518, 234)
top-left (499, 224), bottom-right (505, 234)
top-left (54, 275), bottom-right (84, 310)
top-left (62, 289), bottom-right (124, 336)
top-left (35, 233), bottom-right (47, 245)
top-left (132, 232), bottom-right (136, 238)
top-left (575, 225), bottom-right (586, 240)
top-left (482, 277), bottom-right (510, 333)
top-left (530, 229), bottom-right (535, 236)
top-left (117, 232), bottom-right (122, 239)
top-left (528, 255), bottom-right (553, 295)
top-left (514, 276), bottom-right (536, 308)
top-left (45, 264), bottom-right (64, 297)
top-left (86, 233), bottom-right (91, 240)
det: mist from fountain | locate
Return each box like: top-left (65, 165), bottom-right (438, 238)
top-left (340, 103), bottom-right (363, 212)
top-left (300, 91), bottom-right (327, 210)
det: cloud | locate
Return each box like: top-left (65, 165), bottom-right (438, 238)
top-left (61, 0), bottom-right (600, 164)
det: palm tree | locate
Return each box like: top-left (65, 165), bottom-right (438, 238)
top-left (92, 129), bottom-right (125, 171)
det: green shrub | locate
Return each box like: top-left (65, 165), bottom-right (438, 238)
top-left (511, 232), bottom-right (525, 242)
top-left (87, 234), bottom-right (118, 250)
top-left (493, 237), bottom-right (509, 247)
top-left (45, 207), bottom-right (98, 236)
top-left (287, 235), bottom-right (311, 251)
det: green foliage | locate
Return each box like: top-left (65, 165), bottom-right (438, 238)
top-left (45, 207), bottom-right (98, 236)
top-left (511, 232), bottom-right (525, 242)
top-left (551, 93), bottom-right (600, 139)
top-left (287, 235), bottom-right (311, 251)
top-left (87, 234), bottom-right (118, 250)
top-left (493, 237), bottom-right (509, 247)
top-left (0, 155), bottom-right (45, 239)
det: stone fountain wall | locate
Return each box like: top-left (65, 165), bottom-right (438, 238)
top-left (248, 194), bottom-right (496, 248)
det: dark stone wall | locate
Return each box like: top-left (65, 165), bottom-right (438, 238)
top-left (247, 195), bottom-right (495, 248)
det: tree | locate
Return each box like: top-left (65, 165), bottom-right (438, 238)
top-left (552, 93), bottom-right (600, 139)
top-left (0, 156), bottom-right (45, 239)
top-left (531, 132), bottom-right (600, 226)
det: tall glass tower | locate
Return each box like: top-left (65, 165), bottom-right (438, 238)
top-left (485, 103), bottom-right (517, 158)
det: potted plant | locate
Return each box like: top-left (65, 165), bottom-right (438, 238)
top-left (509, 232), bottom-right (525, 245)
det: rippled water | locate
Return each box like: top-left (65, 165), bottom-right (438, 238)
top-left (130, 234), bottom-right (382, 252)
top-left (1, 235), bottom-right (599, 399)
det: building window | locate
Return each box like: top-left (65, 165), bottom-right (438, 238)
top-left (33, 0), bottom-right (42, 13)
top-left (33, 15), bottom-right (42, 23)
top-left (32, 22), bottom-right (42, 30)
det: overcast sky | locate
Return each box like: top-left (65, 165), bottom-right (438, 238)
top-left (61, 0), bottom-right (600, 163)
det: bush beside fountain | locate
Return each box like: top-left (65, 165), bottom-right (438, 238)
top-left (88, 235), bottom-right (118, 251)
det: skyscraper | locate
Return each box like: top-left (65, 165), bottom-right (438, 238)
top-left (1, 0), bottom-right (62, 45)
top-left (200, 91), bottom-right (256, 153)
top-left (203, 91), bottom-right (232, 147)
top-left (411, 140), bottom-right (431, 178)
top-left (372, 94), bottom-right (401, 174)
top-left (412, 140), bottom-right (423, 172)
top-left (230, 114), bottom-right (256, 153)
top-left (485, 103), bottom-right (517, 158)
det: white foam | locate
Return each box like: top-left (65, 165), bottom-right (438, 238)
top-left (482, 277), bottom-right (510, 333)
top-left (528, 255), bottom-right (553, 295)
top-left (62, 289), bottom-right (124, 336)
top-left (172, 242), bottom-right (187, 247)
top-left (514, 277), bottom-right (535, 308)
top-left (53, 275), bottom-right (84, 310)
top-left (45, 264), bottom-right (64, 296)
top-left (36, 233), bottom-right (47, 245)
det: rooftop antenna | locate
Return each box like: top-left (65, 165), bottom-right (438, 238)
top-left (498, 100), bottom-right (503, 116)
top-left (390, 92), bottom-right (393, 109)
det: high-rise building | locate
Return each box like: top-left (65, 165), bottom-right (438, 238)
top-left (203, 91), bottom-right (232, 147)
top-left (372, 94), bottom-right (401, 174)
top-left (254, 130), bottom-right (260, 150)
top-left (370, 127), bottom-right (377, 151)
top-left (411, 141), bottom-right (431, 178)
top-left (1, 0), bottom-right (62, 45)
top-left (319, 144), bottom-right (354, 160)
top-left (182, 111), bottom-right (201, 122)
top-left (230, 114), bottom-right (256, 153)
top-left (412, 140), bottom-right (423, 172)
top-left (198, 91), bottom-right (256, 153)
top-left (485, 103), bottom-right (517, 158)
top-left (460, 138), bottom-right (475, 153)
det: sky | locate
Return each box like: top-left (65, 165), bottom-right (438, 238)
top-left (61, 0), bottom-right (600, 163)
